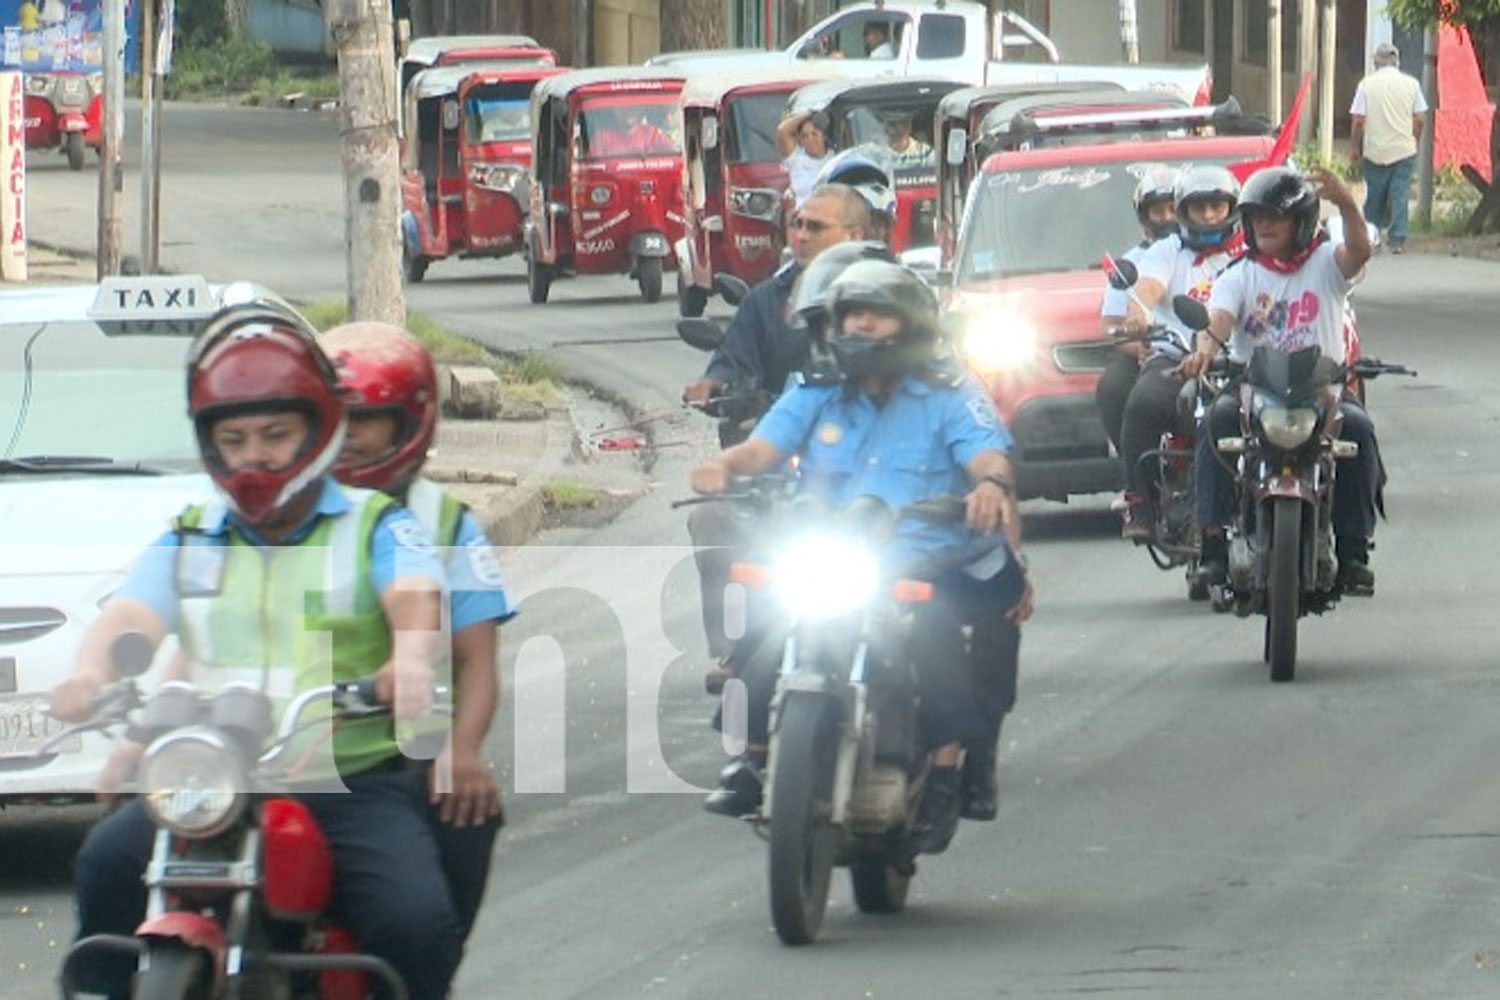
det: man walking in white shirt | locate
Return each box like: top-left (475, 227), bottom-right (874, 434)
top-left (1348, 42), bottom-right (1429, 254)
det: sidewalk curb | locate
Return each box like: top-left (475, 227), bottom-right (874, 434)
top-left (439, 411), bottom-right (582, 547)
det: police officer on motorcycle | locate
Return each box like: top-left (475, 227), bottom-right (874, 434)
top-left (324, 320), bottom-right (515, 943)
top-left (691, 257), bottom-right (1034, 852)
top-left (50, 305), bottom-right (464, 1000)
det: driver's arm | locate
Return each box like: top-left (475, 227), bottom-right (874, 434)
top-left (776, 113), bottom-right (806, 159)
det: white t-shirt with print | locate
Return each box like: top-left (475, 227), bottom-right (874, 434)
top-left (1209, 241), bottom-right (1351, 363)
top-left (1136, 233), bottom-right (1239, 360)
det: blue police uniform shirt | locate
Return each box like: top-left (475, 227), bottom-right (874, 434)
top-left (116, 478), bottom-right (447, 632)
top-left (751, 369), bottom-right (1012, 563)
top-left (447, 508), bottom-right (516, 631)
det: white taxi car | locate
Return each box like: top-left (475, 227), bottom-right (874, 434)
top-left (0, 275), bottom-right (300, 802)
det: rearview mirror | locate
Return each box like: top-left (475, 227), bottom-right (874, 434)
top-left (702, 115), bottom-right (719, 151)
top-left (713, 273), bottom-right (752, 307)
top-left (110, 631), bottom-right (156, 678)
top-left (1106, 256), bottom-right (1138, 290)
top-left (945, 127), bottom-right (968, 167)
top-left (1172, 294), bottom-right (1210, 331)
top-left (677, 318), bottom-right (725, 353)
top-left (441, 99), bottom-right (460, 131)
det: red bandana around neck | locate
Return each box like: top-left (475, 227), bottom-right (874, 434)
top-left (1248, 231), bottom-right (1328, 274)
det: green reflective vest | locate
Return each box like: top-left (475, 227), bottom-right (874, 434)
top-left (173, 487), bottom-right (405, 779)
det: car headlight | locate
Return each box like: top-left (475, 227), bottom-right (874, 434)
top-left (141, 729), bottom-right (246, 838)
top-left (1254, 396), bottom-right (1319, 450)
top-left (771, 536), bottom-right (881, 620)
top-left (962, 315), bottom-right (1037, 372)
top-left (590, 184), bottom-right (613, 206)
top-left (729, 187), bottom-right (779, 221)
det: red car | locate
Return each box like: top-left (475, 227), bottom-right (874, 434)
top-left (945, 134), bottom-right (1276, 501)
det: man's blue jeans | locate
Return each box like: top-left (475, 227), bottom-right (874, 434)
top-left (1362, 156), bottom-right (1415, 245)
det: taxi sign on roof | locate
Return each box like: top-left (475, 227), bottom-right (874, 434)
top-left (88, 275), bottom-right (218, 322)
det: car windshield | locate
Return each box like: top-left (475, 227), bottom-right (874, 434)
top-left (579, 95), bottom-right (682, 159)
top-left (955, 157), bottom-right (1237, 281)
top-left (0, 322), bottom-right (199, 474)
top-left (465, 83), bottom-right (535, 143)
top-left (724, 92), bottom-right (786, 165)
top-left (840, 104), bottom-right (938, 184)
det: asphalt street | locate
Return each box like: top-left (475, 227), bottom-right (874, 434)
top-left (6, 102), bottom-right (1500, 998)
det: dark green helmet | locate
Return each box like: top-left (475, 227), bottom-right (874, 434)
top-left (827, 260), bottom-right (940, 341)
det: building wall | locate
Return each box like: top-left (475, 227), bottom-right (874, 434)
top-left (250, 0), bottom-right (327, 57)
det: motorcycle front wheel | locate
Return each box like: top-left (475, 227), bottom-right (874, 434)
top-left (1266, 497), bottom-right (1302, 682)
top-left (637, 256), bottom-right (664, 303)
top-left (66, 133), bottom-right (85, 171)
top-left (768, 695), bottom-right (840, 945)
top-left (132, 942), bottom-right (212, 1000)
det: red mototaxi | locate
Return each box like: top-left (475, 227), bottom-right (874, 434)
top-left (946, 134), bottom-right (1278, 501)
top-left (22, 71), bottom-right (102, 171)
top-left (675, 67), bottom-right (848, 316)
top-left (399, 63), bottom-right (568, 281)
top-left (525, 67), bottom-right (687, 304)
top-left (785, 76), bottom-right (966, 254)
top-left (398, 33), bottom-right (557, 95)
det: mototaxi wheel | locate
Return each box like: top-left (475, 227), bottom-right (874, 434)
top-left (850, 854), bottom-right (913, 914)
top-left (637, 256), bottom-right (664, 304)
top-left (767, 695), bottom-right (840, 945)
top-left (1266, 497), bottom-right (1301, 682)
top-left (66, 132), bottom-right (86, 171)
top-left (402, 243), bottom-right (429, 284)
top-left (677, 267), bottom-right (708, 317)
top-left (131, 942), bottom-right (212, 1000)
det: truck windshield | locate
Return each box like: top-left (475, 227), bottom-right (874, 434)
top-left (955, 157), bottom-right (1236, 281)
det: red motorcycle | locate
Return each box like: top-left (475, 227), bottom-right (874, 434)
top-left (48, 635), bottom-right (430, 1000)
top-left (23, 71), bottom-right (102, 171)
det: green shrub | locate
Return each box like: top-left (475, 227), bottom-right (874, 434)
top-left (1291, 143), bottom-right (1355, 181)
top-left (165, 37), bottom-right (278, 99)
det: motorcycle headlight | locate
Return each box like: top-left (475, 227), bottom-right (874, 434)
top-left (590, 184), bottom-right (613, 206)
top-left (962, 315), bottom-right (1037, 372)
top-left (1254, 396), bottom-right (1319, 450)
top-left (771, 536), bottom-right (880, 620)
top-left (141, 729), bottom-right (246, 838)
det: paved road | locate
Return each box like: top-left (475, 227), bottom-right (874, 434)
top-left (8, 102), bottom-right (1500, 998)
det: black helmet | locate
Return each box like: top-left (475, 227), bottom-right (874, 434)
top-left (1174, 164), bottom-right (1240, 251)
top-left (790, 240), bottom-right (896, 337)
top-left (1132, 164), bottom-right (1179, 239)
top-left (826, 260), bottom-right (940, 379)
top-left (1238, 166), bottom-right (1321, 255)
top-left (815, 145), bottom-right (898, 234)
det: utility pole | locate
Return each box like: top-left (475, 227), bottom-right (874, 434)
top-left (1268, 0), bottom-right (1282, 122)
top-left (1316, 0), bottom-right (1335, 160)
top-left (98, 0), bottom-right (125, 279)
top-left (1416, 26), bottom-right (1438, 230)
top-left (327, 0), bottom-right (404, 324)
top-left (140, 0), bottom-right (168, 274)
top-left (1118, 0), bottom-right (1139, 64)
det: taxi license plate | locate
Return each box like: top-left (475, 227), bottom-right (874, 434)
top-left (0, 694), bottom-right (81, 758)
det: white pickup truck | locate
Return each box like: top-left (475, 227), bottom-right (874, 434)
top-left (650, 0), bottom-right (1212, 106)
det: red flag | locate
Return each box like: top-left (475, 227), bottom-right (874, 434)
top-left (1229, 72), bottom-right (1311, 183)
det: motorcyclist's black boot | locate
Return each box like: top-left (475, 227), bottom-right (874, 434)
top-left (1336, 537), bottom-right (1375, 596)
top-left (960, 723), bottom-right (999, 821)
top-left (1194, 531), bottom-right (1228, 593)
top-left (702, 750), bottom-right (765, 817)
top-left (912, 766), bottom-right (962, 855)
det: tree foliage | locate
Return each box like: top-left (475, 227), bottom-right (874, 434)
top-left (1386, 0), bottom-right (1500, 34)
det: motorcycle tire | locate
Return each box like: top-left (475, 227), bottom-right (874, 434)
top-left (131, 942), bottom-right (212, 1000)
top-left (767, 695), bottom-right (840, 946)
top-left (850, 856), bottom-right (912, 914)
top-left (638, 256), bottom-right (664, 304)
top-left (1266, 497), bottom-right (1301, 682)
top-left (527, 255), bottom-right (552, 304)
top-left (66, 132), bottom-right (85, 172)
top-left (677, 269), bottom-right (708, 318)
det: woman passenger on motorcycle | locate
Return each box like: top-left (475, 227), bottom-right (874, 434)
top-left (1117, 165), bottom-right (1243, 557)
top-left (1096, 164), bottom-right (1179, 459)
top-left (50, 305), bottom-right (464, 1000)
top-left (690, 260), bottom-right (1034, 854)
top-left (1179, 166), bottom-right (1380, 593)
top-left (324, 321), bottom-right (514, 944)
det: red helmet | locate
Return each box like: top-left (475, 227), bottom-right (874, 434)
top-left (321, 322), bottom-right (438, 492)
top-left (186, 304), bottom-right (346, 525)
